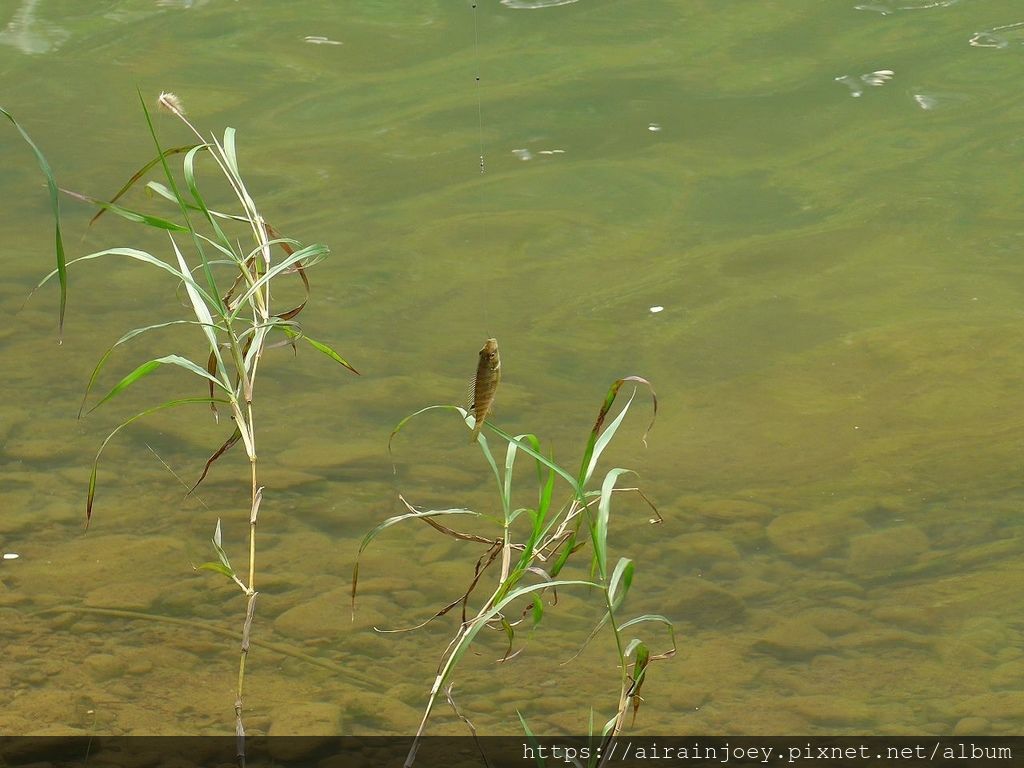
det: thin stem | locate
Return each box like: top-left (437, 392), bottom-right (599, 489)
top-left (499, 513), bottom-right (512, 583)
top-left (248, 422), bottom-right (257, 590)
top-left (234, 591), bottom-right (258, 766)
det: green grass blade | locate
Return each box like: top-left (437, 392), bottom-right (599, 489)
top-left (90, 144), bottom-right (200, 226)
top-left (182, 144), bottom-right (233, 255)
top-left (138, 91), bottom-right (223, 316)
top-left (139, 90), bottom-right (189, 219)
top-left (388, 404), bottom-right (461, 457)
top-left (487, 423), bottom-right (580, 494)
top-left (34, 247), bottom-right (221, 311)
top-left (356, 506), bottom-right (480, 556)
top-left (169, 235), bottom-right (228, 380)
top-left (549, 532), bottom-right (577, 578)
top-left (242, 324), bottom-right (269, 380)
top-left (530, 594), bottom-right (544, 627)
top-left (498, 433), bottom-right (544, 526)
top-left (388, 405), bottom-right (499, 485)
top-left (501, 439), bottom-right (520, 520)
top-left (229, 243), bottom-right (329, 315)
top-left (627, 641), bottom-right (651, 725)
top-left (409, 576), bottom-right (598, 745)
top-left (196, 561), bottom-right (235, 579)
top-left (212, 127), bottom-right (260, 231)
top-left (1, 106), bottom-right (67, 339)
top-left (582, 389), bottom-right (635, 487)
top-left (223, 126), bottom-right (239, 177)
top-left (537, 448), bottom-right (556, 515)
top-left (279, 327), bottom-right (359, 374)
top-left (516, 712), bottom-right (546, 768)
top-left (593, 468), bottom-right (635, 577)
top-left (89, 354), bottom-right (231, 413)
top-left (467, 413), bottom-right (504, 499)
top-left (618, 613), bottom-right (677, 656)
top-left (601, 713), bottom-right (617, 738)
top-left (190, 232), bottom-right (240, 262)
top-left (438, 578), bottom-right (595, 689)
top-left (146, 180), bottom-right (179, 204)
top-left (79, 319), bottom-right (223, 418)
top-left (211, 518), bottom-right (234, 571)
top-left (578, 377), bottom-right (657, 488)
top-left (512, 484), bottom-right (552, 577)
top-left (61, 187), bottom-right (188, 231)
top-left (619, 613), bottom-right (674, 631)
top-left (608, 557), bottom-right (634, 607)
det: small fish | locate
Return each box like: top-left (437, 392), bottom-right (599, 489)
top-left (469, 337), bottom-right (500, 441)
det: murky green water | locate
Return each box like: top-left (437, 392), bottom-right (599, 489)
top-left (4, 0), bottom-right (1024, 738)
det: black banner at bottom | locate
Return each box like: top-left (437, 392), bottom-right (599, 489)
top-left (0, 736), bottom-right (1020, 768)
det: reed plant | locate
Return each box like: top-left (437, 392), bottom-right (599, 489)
top-left (355, 377), bottom-right (676, 767)
top-left (4, 94), bottom-right (356, 761)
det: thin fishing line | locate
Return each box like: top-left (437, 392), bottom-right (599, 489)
top-left (471, 1), bottom-right (491, 335)
top-left (472, 2), bottom-right (485, 175)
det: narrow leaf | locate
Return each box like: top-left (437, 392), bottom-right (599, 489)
top-left (593, 468), bottom-right (636, 577)
top-left (34, 247), bottom-right (220, 312)
top-left (61, 187), bottom-right (189, 231)
top-left (517, 712), bottom-right (545, 768)
top-left (1, 106), bottom-right (67, 339)
top-left (80, 319), bottom-right (220, 418)
top-left (169, 236), bottom-right (226, 379)
top-left (89, 354), bottom-right (230, 413)
top-left (196, 561), bottom-right (235, 579)
top-left (230, 242), bottom-right (329, 314)
top-left (279, 326), bottom-right (359, 374)
top-left (618, 613), bottom-right (678, 658)
top-left (608, 557), bottom-right (635, 607)
top-left (89, 144), bottom-right (200, 226)
top-left (488, 422), bottom-right (580, 494)
top-left (356, 505), bottom-right (481, 556)
top-left (579, 376), bottom-right (657, 488)
top-left (190, 426), bottom-right (242, 493)
top-left (583, 390), bottom-right (636, 488)
top-left (629, 642), bottom-right (651, 726)
top-left (182, 145), bottom-right (233, 255)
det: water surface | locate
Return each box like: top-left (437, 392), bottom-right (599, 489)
top-left (3, 0), bottom-right (1024, 738)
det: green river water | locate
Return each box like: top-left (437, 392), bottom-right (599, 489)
top-left (3, 0), bottom-right (1024, 738)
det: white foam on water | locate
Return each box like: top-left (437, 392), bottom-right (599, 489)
top-left (501, 0), bottom-right (580, 8)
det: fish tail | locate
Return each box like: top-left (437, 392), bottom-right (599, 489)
top-left (469, 409), bottom-right (484, 442)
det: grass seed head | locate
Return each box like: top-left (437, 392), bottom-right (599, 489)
top-left (157, 91), bottom-right (185, 117)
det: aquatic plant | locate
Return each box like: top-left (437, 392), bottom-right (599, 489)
top-left (4, 93), bottom-right (356, 759)
top-left (355, 375), bottom-right (675, 766)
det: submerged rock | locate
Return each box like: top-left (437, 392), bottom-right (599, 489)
top-left (753, 618), bottom-right (832, 660)
top-left (846, 525), bottom-right (929, 576)
top-left (658, 577), bottom-right (747, 627)
top-left (766, 509), bottom-right (859, 561)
